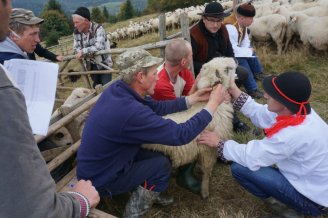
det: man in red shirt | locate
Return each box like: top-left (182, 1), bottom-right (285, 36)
top-left (152, 38), bottom-right (195, 100)
top-left (152, 38), bottom-right (200, 194)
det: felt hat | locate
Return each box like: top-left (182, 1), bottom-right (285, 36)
top-left (198, 2), bottom-right (230, 19)
top-left (262, 71), bottom-right (311, 114)
top-left (73, 7), bottom-right (91, 21)
top-left (237, 3), bottom-right (256, 17)
top-left (116, 49), bottom-right (163, 75)
top-left (10, 8), bottom-right (44, 25)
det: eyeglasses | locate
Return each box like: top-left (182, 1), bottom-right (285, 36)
top-left (204, 17), bottom-right (224, 24)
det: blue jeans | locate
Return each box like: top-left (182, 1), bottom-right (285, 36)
top-left (230, 163), bottom-right (327, 216)
top-left (98, 149), bottom-right (172, 197)
top-left (237, 56), bottom-right (262, 92)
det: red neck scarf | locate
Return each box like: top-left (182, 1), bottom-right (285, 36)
top-left (264, 77), bottom-right (309, 138)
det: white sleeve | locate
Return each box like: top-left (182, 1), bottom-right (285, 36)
top-left (223, 136), bottom-right (293, 171)
top-left (226, 24), bottom-right (253, 58)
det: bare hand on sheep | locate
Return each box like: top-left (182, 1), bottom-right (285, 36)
top-left (206, 84), bottom-right (227, 114)
top-left (197, 130), bottom-right (220, 148)
top-left (228, 78), bottom-right (242, 100)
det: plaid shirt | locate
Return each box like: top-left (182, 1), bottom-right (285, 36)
top-left (73, 21), bottom-right (112, 68)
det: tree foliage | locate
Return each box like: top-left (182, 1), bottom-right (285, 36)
top-left (91, 7), bottom-right (105, 24)
top-left (40, 10), bottom-right (70, 45)
top-left (43, 0), bottom-right (64, 14)
top-left (117, 0), bottom-right (135, 21)
top-left (102, 6), bottom-right (109, 21)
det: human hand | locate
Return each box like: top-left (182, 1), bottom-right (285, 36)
top-left (75, 51), bottom-right (83, 60)
top-left (228, 78), bottom-right (241, 100)
top-left (206, 84), bottom-right (227, 114)
top-left (73, 179), bottom-right (100, 208)
top-left (197, 130), bottom-right (220, 148)
top-left (56, 55), bottom-right (64, 62)
top-left (187, 87), bottom-right (211, 105)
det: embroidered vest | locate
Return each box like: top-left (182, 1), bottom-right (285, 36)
top-left (224, 13), bottom-right (246, 46)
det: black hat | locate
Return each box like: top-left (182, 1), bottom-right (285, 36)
top-left (262, 71), bottom-right (311, 114)
top-left (237, 3), bottom-right (256, 17)
top-left (73, 7), bottom-right (90, 21)
top-left (198, 2), bottom-right (230, 18)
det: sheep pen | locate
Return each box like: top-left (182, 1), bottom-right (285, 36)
top-left (142, 57), bottom-right (236, 199)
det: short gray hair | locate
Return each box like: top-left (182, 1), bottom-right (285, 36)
top-left (165, 38), bottom-right (191, 66)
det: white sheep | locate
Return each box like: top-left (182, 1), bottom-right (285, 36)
top-left (289, 13), bottom-right (328, 51)
top-left (249, 14), bottom-right (287, 54)
top-left (142, 57), bottom-right (235, 199)
top-left (51, 87), bottom-right (92, 140)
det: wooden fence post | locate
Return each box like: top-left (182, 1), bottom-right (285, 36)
top-left (78, 60), bottom-right (92, 89)
top-left (159, 14), bottom-right (166, 58)
top-left (180, 13), bottom-right (195, 77)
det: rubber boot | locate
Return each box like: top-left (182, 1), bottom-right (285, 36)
top-left (123, 186), bottom-right (174, 218)
top-left (176, 161), bottom-right (201, 194)
top-left (264, 197), bottom-right (304, 218)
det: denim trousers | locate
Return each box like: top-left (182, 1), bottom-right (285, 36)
top-left (230, 162), bottom-right (327, 216)
top-left (237, 57), bottom-right (262, 92)
top-left (98, 149), bottom-right (172, 198)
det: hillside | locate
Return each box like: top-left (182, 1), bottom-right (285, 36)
top-left (12, 0), bottom-right (147, 16)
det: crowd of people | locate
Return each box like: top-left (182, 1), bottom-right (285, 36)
top-left (1, 1), bottom-right (327, 218)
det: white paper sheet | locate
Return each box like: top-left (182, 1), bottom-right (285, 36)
top-left (4, 59), bottom-right (59, 136)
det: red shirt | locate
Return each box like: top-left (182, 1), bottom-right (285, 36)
top-left (152, 66), bottom-right (195, 100)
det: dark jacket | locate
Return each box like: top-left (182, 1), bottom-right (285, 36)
top-left (28, 43), bottom-right (58, 61)
top-left (77, 80), bottom-right (212, 188)
top-left (190, 20), bottom-right (234, 76)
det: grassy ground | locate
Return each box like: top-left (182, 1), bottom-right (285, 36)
top-left (51, 18), bottom-right (328, 218)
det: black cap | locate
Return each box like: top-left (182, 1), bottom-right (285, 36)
top-left (198, 2), bottom-right (230, 18)
top-left (237, 3), bottom-right (256, 17)
top-left (262, 71), bottom-right (311, 114)
top-left (73, 7), bottom-right (90, 21)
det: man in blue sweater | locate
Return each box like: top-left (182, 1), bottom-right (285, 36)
top-left (77, 48), bottom-right (228, 217)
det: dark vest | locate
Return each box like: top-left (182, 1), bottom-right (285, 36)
top-left (190, 23), bottom-right (230, 63)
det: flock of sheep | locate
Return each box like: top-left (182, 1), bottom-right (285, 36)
top-left (107, 0), bottom-right (328, 53)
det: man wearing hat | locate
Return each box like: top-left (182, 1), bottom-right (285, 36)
top-left (72, 6), bottom-right (113, 88)
top-left (224, 3), bottom-right (264, 98)
top-left (77, 48), bottom-right (228, 217)
top-left (198, 71), bottom-right (328, 217)
top-left (190, 1), bottom-right (251, 133)
top-left (0, 8), bottom-right (44, 63)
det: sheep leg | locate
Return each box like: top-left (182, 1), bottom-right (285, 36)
top-left (197, 146), bottom-right (217, 199)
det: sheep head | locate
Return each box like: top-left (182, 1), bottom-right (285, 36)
top-left (197, 57), bottom-right (237, 89)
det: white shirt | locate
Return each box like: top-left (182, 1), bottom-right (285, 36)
top-left (224, 97), bottom-right (328, 207)
top-left (226, 24), bottom-right (253, 58)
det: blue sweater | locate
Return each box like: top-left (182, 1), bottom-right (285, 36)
top-left (77, 80), bottom-right (212, 188)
